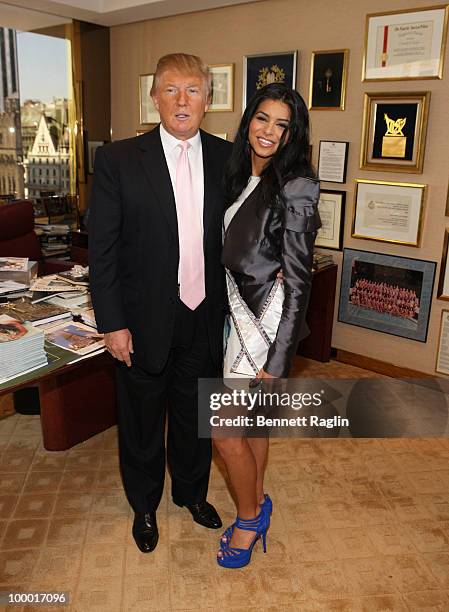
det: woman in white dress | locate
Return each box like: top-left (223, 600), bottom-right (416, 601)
top-left (214, 83), bottom-right (321, 568)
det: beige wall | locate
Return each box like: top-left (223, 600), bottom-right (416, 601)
top-left (110, 0), bottom-right (449, 374)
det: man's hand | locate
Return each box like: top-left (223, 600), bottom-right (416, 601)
top-left (104, 329), bottom-right (134, 367)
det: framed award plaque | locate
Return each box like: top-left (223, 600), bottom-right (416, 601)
top-left (309, 49), bottom-right (349, 110)
top-left (363, 6), bottom-right (449, 81)
top-left (243, 51), bottom-right (297, 111)
top-left (360, 92), bottom-right (430, 173)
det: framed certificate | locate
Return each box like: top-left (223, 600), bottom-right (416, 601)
top-left (360, 92), bottom-right (430, 173)
top-left (352, 179), bottom-right (426, 247)
top-left (208, 64), bottom-right (234, 112)
top-left (139, 74), bottom-right (160, 125)
top-left (437, 229), bottom-right (449, 300)
top-left (309, 50), bottom-right (349, 110)
top-left (363, 6), bottom-right (449, 81)
top-left (243, 51), bottom-right (297, 111)
top-left (315, 190), bottom-right (345, 251)
top-left (338, 248), bottom-right (436, 342)
top-left (436, 310), bottom-right (449, 375)
top-left (318, 141), bottom-right (349, 183)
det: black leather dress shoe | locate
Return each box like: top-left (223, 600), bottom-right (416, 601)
top-left (179, 500), bottom-right (222, 529)
top-left (132, 511), bottom-right (159, 553)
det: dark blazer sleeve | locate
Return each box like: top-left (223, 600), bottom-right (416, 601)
top-left (88, 145), bottom-right (127, 333)
top-left (264, 177), bottom-right (321, 377)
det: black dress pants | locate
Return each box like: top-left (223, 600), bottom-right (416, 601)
top-left (115, 299), bottom-right (218, 514)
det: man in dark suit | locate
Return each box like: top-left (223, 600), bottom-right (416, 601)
top-left (89, 53), bottom-right (232, 553)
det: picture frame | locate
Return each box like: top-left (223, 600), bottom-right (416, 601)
top-left (352, 179), bottom-right (426, 247)
top-left (139, 73), bottom-right (160, 125)
top-left (87, 140), bottom-right (105, 174)
top-left (309, 49), bottom-right (349, 110)
top-left (318, 140), bottom-right (349, 183)
top-left (243, 51), bottom-right (297, 111)
top-left (315, 190), bottom-right (346, 251)
top-left (437, 229), bottom-right (449, 300)
top-left (436, 310), bottom-right (449, 375)
top-left (363, 6), bottom-right (449, 81)
top-left (445, 181), bottom-right (449, 216)
top-left (360, 91), bottom-right (430, 173)
top-left (338, 248), bottom-right (436, 342)
top-left (137, 126), bottom-right (157, 136)
top-left (208, 64), bottom-right (234, 112)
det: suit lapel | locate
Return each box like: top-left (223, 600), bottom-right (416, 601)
top-left (137, 127), bottom-right (178, 239)
top-left (201, 131), bottom-right (220, 245)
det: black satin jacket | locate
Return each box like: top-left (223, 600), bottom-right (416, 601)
top-left (221, 176), bottom-right (321, 377)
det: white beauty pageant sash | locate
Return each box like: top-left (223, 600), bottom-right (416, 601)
top-left (224, 270), bottom-right (284, 377)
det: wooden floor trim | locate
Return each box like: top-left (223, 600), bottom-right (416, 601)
top-left (334, 349), bottom-right (433, 379)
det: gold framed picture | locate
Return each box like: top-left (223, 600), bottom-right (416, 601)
top-left (309, 49), bottom-right (349, 110)
top-left (139, 74), bottom-right (160, 125)
top-left (351, 179), bottom-right (426, 247)
top-left (360, 92), bottom-right (430, 173)
top-left (363, 6), bottom-right (449, 81)
top-left (208, 64), bottom-right (234, 112)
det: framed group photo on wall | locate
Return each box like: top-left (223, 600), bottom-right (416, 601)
top-left (208, 64), bottom-right (234, 112)
top-left (363, 6), bottom-right (449, 81)
top-left (243, 51), bottom-right (297, 110)
top-left (318, 140), bottom-right (349, 183)
top-left (338, 248), bottom-right (436, 342)
top-left (315, 190), bottom-right (346, 251)
top-left (309, 49), bottom-right (349, 110)
top-left (360, 91), bottom-right (430, 173)
top-left (139, 73), bottom-right (160, 125)
top-left (352, 179), bottom-right (426, 247)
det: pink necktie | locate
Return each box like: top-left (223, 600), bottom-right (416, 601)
top-left (175, 141), bottom-right (205, 310)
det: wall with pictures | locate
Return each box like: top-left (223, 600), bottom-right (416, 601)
top-left (109, 0), bottom-right (449, 375)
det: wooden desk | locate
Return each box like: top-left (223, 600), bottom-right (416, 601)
top-left (298, 264), bottom-right (338, 362)
top-left (1, 349), bottom-right (116, 451)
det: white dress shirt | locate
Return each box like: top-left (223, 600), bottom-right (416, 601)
top-left (159, 123), bottom-right (204, 236)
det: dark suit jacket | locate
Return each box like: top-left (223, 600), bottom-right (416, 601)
top-left (222, 176), bottom-right (321, 377)
top-left (88, 127), bottom-right (232, 373)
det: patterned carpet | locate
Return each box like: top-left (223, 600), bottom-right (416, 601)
top-left (0, 358), bottom-right (449, 611)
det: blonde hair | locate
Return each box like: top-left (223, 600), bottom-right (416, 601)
top-left (150, 53), bottom-right (212, 98)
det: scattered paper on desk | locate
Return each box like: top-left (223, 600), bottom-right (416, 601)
top-left (30, 275), bottom-right (82, 293)
top-left (0, 281), bottom-right (28, 295)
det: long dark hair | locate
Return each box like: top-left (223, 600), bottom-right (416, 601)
top-left (225, 82), bottom-right (315, 209)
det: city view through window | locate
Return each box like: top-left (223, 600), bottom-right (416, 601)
top-left (0, 28), bottom-right (72, 206)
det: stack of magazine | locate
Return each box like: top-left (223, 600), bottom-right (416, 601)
top-left (0, 315), bottom-right (47, 382)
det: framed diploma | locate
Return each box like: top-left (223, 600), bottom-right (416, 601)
top-left (315, 190), bottom-right (345, 250)
top-left (436, 310), bottom-right (449, 375)
top-left (243, 51), bottom-right (297, 111)
top-left (318, 141), bottom-right (349, 183)
top-left (139, 74), bottom-right (160, 125)
top-left (437, 229), bottom-right (449, 300)
top-left (208, 64), bottom-right (234, 112)
top-left (352, 180), bottom-right (426, 247)
top-left (363, 6), bottom-right (449, 81)
top-left (309, 50), bottom-right (349, 110)
top-left (360, 92), bottom-right (430, 173)
top-left (338, 248), bottom-right (436, 342)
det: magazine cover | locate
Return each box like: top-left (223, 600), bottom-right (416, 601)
top-left (0, 257), bottom-right (29, 272)
top-left (0, 315), bottom-right (28, 342)
top-left (45, 321), bottom-right (104, 355)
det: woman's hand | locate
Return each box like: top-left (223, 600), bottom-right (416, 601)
top-left (249, 368), bottom-right (277, 388)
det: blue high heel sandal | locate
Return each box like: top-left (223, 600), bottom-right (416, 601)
top-left (220, 493), bottom-right (272, 549)
top-left (217, 510), bottom-right (270, 569)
